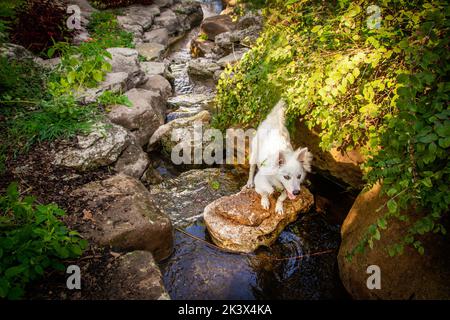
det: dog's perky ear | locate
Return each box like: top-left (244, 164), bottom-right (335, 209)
top-left (278, 151), bottom-right (286, 167)
top-left (296, 147), bottom-right (313, 172)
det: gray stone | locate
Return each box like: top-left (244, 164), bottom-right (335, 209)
top-left (140, 75), bottom-right (172, 100)
top-left (53, 121), bottom-right (131, 171)
top-left (217, 50), bottom-right (247, 67)
top-left (106, 47), bottom-right (147, 89)
top-left (100, 251), bottom-right (170, 300)
top-left (72, 174), bottom-right (174, 262)
top-left (137, 42), bottom-right (166, 61)
top-left (115, 143), bottom-right (150, 178)
top-left (200, 14), bottom-right (235, 40)
top-left (187, 58), bottom-right (221, 81)
top-left (144, 28), bottom-right (169, 46)
top-left (141, 61), bottom-right (167, 76)
top-left (167, 93), bottom-right (215, 108)
top-left (107, 88), bottom-right (166, 146)
top-left (153, 9), bottom-right (179, 35)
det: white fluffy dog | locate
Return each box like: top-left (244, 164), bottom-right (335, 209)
top-left (246, 100), bottom-right (313, 214)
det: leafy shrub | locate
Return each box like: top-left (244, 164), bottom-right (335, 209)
top-left (0, 182), bottom-right (88, 299)
top-left (215, 0), bottom-right (450, 257)
top-left (87, 11), bottom-right (134, 49)
top-left (9, 0), bottom-right (72, 55)
top-left (90, 0), bottom-right (153, 10)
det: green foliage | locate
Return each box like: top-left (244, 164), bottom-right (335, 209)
top-left (215, 0), bottom-right (450, 257)
top-left (89, 0), bottom-right (153, 10)
top-left (0, 182), bottom-right (88, 299)
top-left (87, 10), bottom-right (134, 49)
top-left (98, 90), bottom-right (132, 108)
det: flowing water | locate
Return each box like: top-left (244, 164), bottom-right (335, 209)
top-left (158, 0), bottom-right (353, 300)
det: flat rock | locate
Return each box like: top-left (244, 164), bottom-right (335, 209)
top-left (148, 168), bottom-right (245, 227)
top-left (107, 88), bottom-right (166, 146)
top-left (137, 42), bottom-right (166, 61)
top-left (53, 121), bottom-right (131, 171)
top-left (72, 174), bottom-right (173, 261)
top-left (167, 93), bottom-right (215, 108)
top-left (204, 188), bottom-right (314, 252)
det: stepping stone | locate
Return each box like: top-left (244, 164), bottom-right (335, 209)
top-left (137, 42), bottom-right (167, 61)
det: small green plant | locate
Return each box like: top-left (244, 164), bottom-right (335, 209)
top-left (98, 90), bottom-right (132, 108)
top-left (198, 33), bottom-right (209, 41)
top-left (0, 182), bottom-right (88, 299)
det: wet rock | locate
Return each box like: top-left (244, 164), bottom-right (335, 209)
top-left (141, 61), bottom-right (167, 76)
top-left (100, 251), bottom-right (170, 300)
top-left (217, 50), bottom-right (247, 67)
top-left (200, 14), bottom-right (235, 40)
top-left (153, 9), bottom-right (179, 35)
top-left (72, 174), bottom-right (173, 261)
top-left (140, 75), bottom-right (172, 100)
top-left (148, 110), bottom-right (210, 153)
top-left (114, 143), bottom-right (150, 179)
top-left (106, 47), bottom-right (147, 90)
top-left (107, 88), bottom-right (166, 146)
top-left (167, 93), bottom-right (215, 108)
top-left (338, 183), bottom-right (450, 299)
top-left (144, 28), bottom-right (169, 46)
top-left (291, 120), bottom-right (364, 189)
top-left (53, 121), bottom-right (131, 171)
top-left (148, 168), bottom-right (245, 227)
top-left (204, 188), bottom-right (314, 253)
top-left (136, 42), bottom-right (167, 61)
top-left (187, 58), bottom-right (221, 81)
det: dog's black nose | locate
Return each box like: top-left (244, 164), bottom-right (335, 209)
top-left (293, 190), bottom-right (300, 196)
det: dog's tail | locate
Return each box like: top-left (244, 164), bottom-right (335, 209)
top-left (266, 99), bottom-right (287, 126)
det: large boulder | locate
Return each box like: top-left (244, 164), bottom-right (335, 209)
top-left (117, 4), bottom-right (160, 41)
top-left (106, 47), bottom-right (147, 89)
top-left (53, 121), bottom-right (131, 171)
top-left (291, 120), bottom-right (364, 189)
top-left (77, 72), bottom-right (129, 104)
top-left (72, 174), bottom-right (174, 261)
top-left (190, 38), bottom-right (216, 58)
top-left (215, 25), bottom-right (262, 53)
top-left (200, 14), bottom-right (235, 40)
top-left (338, 183), bottom-right (450, 299)
top-left (204, 187), bottom-right (314, 252)
top-left (107, 88), bottom-right (166, 146)
top-left (98, 251), bottom-right (170, 300)
top-left (148, 168), bottom-right (245, 227)
top-left (217, 50), bottom-right (247, 68)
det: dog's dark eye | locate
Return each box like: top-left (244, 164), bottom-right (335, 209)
top-left (284, 175), bottom-right (291, 180)
top-left (297, 175), bottom-right (301, 179)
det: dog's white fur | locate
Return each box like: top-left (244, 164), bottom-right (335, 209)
top-left (246, 100), bottom-right (313, 214)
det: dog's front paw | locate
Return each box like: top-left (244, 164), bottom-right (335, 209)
top-left (261, 197), bottom-right (270, 210)
top-left (246, 181), bottom-right (255, 189)
top-left (275, 202), bottom-right (284, 215)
